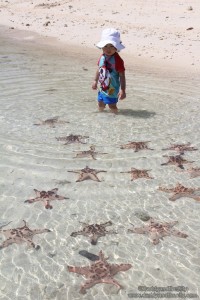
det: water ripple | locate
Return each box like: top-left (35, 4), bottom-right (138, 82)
top-left (0, 33), bottom-right (200, 299)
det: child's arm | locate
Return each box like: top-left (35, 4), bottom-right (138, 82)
top-left (118, 72), bottom-right (126, 100)
top-left (92, 69), bottom-right (99, 90)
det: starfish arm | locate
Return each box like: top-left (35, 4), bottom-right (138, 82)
top-left (25, 238), bottom-right (39, 249)
top-left (177, 164), bottom-right (184, 169)
top-left (186, 195), bottom-right (200, 202)
top-left (75, 152), bottom-right (90, 158)
top-left (161, 162), bottom-right (170, 166)
top-left (64, 141), bottom-right (71, 145)
top-left (60, 121), bottom-right (70, 124)
top-left (54, 195), bottom-right (69, 200)
top-left (24, 197), bottom-right (41, 203)
top-left (170, 229), bottom-right (188, 238)
top-left (32, 228), bottom-right (51, 235)
top-left (45, 200), bottom-right (53, 209)
top-left (98, 250), bottom-right (105, 261)
top-left (0, 221), bottom-right (12, 230)
top-left (68, 170), bottom-right (80, 174)
top-left (80, 279), bottom-right (101, 294)
top-left (0, 238), bottom-right (15, 249)
top-left (169, 193), bottom-right (194, 201)
top-left (76, 173), bottom-right (91, 182)
top-left (160, 162), bottom-right (169, 166)
top-left (101, 277), bottom-right (123, 290)
top-left (73, 152), bottom-right (82, 158)
top-left (149, 232), bottom-right (161, 245)
top-left (110, 263), bottom-right (132, 275)
top-left (158, 187), bottom-right (167, 192)
top-left (67, 266), bottom-right (89, 275)
top-left (50, 188), bottom-right (58, 193)
top-left (101, 221), bottom-right (112, 227)
top-left (91, 153), bottom-right (96, 160)
top-left (34, 189), bottom-right (42, 197)
top-left (96, 170), bottom-right (107, 174)
top-left (56, 137), bottom-right (67, 141)
top-left (90, 234), bottom-right (99, 245)
top-left (70, 230), bottom-right (85, 237)
top-left (88, 174), bottom-right (101, 182)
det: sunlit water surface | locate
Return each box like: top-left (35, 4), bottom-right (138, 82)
top-left (0, 33), bottom-right (200, 300)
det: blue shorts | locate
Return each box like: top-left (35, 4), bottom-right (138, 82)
top-left (97, 91), bottom-right (118, 104)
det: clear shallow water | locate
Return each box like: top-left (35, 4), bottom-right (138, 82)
top-left (0, 33), bottom-right (200, 300)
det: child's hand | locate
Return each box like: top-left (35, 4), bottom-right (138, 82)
top-left (92, 81), bottom-right (98, 90)
top-left (118, 90), bottom-right (126, 100)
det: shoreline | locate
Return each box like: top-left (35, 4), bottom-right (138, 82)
top-left (0, 0), bottom-right (200, 75)
top-left (1, 25), bottom-right (199, 78)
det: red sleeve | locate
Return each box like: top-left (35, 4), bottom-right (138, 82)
top-left (115, 53), bottom-right (125, 72)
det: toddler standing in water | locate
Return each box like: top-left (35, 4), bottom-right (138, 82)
top-left (92, 28), bottom-right (126, 113)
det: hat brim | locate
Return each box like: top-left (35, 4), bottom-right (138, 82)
top-left (96, 40), bottom-right (125, 51)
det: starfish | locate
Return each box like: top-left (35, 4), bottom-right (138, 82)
top-left (68, 166), bottom-right (106, 182)
top-left (67, 250), bottom-right (132, 294)
top-left (34, 117), bottom-right (69, 127)
top-left (186, 167), bottom-right (200, 178)
top-left (128, 218), bottom-right (188, 245)
top-left (158, 183), bottom-right (200, 202)
top-left (70, 221), bottom-right (116, 245)
top-left (73, 145), bottom-right (107, 160)
top-left (120, 167), bottom-right (153, 180)
top-left (162, 142), bottom-right (198, 155)
top-left (0, 220), bottom-right (51, 250)
top-left (161, 154), bottom-right (194, 169)
top-left (120, 141), bottom-right (153, 152)
top-left (56, 134), bottom-right (89, 145)
top-left (25, 188), bottom-right (69, 209)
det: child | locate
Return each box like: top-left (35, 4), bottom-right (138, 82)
top-left (92, 28), bottom-right (126, 113)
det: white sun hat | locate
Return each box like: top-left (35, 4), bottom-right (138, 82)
top-left (96, 28), bottom-right (125, 51)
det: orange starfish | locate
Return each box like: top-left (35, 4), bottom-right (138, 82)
top-left (158, 183), bottom-right (200, 201)
top-left (67, 250), bottom-right (132, 294)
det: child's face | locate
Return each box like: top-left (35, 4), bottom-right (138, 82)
top-left (102, 44), bottom-right (117, 56)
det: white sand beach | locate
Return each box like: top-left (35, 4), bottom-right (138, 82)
top-left (0, 0), bottom-right (200, 74)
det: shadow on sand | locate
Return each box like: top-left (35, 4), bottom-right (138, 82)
top-left (118, 109), bottom-right (156, 118)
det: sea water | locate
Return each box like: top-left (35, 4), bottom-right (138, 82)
top-left (0, 30), bottom-right (200, 300)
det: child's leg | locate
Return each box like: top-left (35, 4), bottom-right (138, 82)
top-left (98, 101), bottom-right (106, 111)
top-left (108, 103), bottom-right (118, 114)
